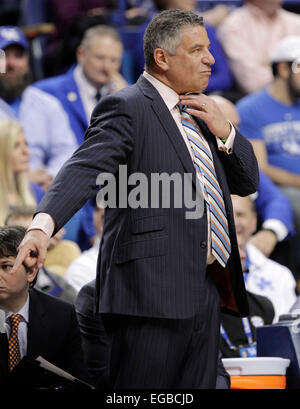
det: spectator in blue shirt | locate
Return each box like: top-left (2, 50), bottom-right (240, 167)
top-left (210, 94), bottom-right (294, 261)
top-left (237, 36), bottom-right (300, 281)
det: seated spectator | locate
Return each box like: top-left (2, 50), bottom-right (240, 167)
top-left (218, 0), bottom-right (300, 95)
top-left (34, 25), bottom-right (127, 146)
top-left (5, 206), bottom-right (78, 303)
top-left (0, 119), bottom-right (43, 226)
top-left (65, 206), bottom-right (104, 293)
top-left (0, 26), bottom-right (77, 188)
top-left (0, 225), bottom-right (90, 387)
top-left (220, 243), bottom-right (275, 358)
top-left (237, 36), bottom-right (300, 281)
top-left (232, 194), bottom-right (297, 322)
top-left (210, 95), bottom-right (294, 262)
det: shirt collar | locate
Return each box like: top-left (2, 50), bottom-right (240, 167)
top-left (0, 294), bottom-right (29, 324)
top-left (143, 70), bottom-right (180, 112)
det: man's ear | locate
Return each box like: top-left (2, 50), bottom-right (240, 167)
top-left (153, 48), bottom-right (170, 72)
top-left (26, 265), bottom-right (39, 285)
top-left (76, 45), bottom-right (84, 64)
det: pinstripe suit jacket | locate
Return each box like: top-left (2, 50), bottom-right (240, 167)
top-left (37, 75), bottom-right (259, 319)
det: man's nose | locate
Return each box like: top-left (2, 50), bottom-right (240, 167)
top-left (203, 49), bottom-right (215, 66)
top-left (5, 55), bottom-right (17, 70)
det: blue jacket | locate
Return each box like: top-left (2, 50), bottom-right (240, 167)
top-left (34, 66), bottom-right (87, 146)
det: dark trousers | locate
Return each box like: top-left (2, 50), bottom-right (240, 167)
top-left (102, 273), bottom-right (221, 389)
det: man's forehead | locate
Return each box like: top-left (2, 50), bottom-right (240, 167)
top-left (4, 43), bottom-right (28, 55)
top-left (88, 35), bottom-right (122, 49)
top-left (178, 25), bottom-right (209, 45)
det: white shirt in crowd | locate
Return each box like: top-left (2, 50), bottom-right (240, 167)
top-left (245, 243), bottom-right (297, 323)
top-left (64, 239), bottom-right (99, 293)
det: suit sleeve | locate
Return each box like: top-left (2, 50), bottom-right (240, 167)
top-left (36, 93), bottom-right (134, 234)
top-left (218, 127), bottom-right (260, 196)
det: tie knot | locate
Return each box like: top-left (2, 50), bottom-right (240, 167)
top-left (10, 314), bottom-right (22, 328)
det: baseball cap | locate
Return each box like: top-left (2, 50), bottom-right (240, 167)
top-left (0, 26), bottom-right (29, 51)
top-left (270, 36), bottom-right (300, 64)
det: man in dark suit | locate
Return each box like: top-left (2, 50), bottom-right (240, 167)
top-left (0, 226), bottom-right (89, 387)
top-left (13, 10), bottom-right (259, 388)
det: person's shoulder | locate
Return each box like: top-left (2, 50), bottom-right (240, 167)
top-left (22, 85), bottom-right (67, 110)
top-left (75, 280), bottom-right (96, 312)
top-left (34, 72), bottom-right (69, 92)
top-left (247, 243), bottom-right (293, 275)
top-left (280, 7), bottom-right (300, 23)
top-left (236, 89), bottom-right (269, 113)
top-left (30, 287), bottom-right (74, 311)
top-left (218, 5), bottom-right (249, 30)
top-left (77, 279), bottom-right (96, 298)
top-left (92, 81), bottom-right (142, 118)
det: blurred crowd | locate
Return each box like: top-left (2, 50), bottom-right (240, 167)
top-left (1, 0), bottom-right (300, 382)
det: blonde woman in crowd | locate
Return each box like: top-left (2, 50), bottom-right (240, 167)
top-left (0, 119), bottom-right (43, 226)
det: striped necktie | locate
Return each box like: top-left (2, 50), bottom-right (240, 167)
top-left (180, 106), bottom-right (231, 267)
top-left (8, 314), bottom-right (22, 371)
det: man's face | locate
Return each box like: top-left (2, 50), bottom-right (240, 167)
top-left (0, 255), bottom-right (35, 309)
top-left (287, 63), bottom-right (300, 102)
top-left (232, 195), bottom-right (257, 250)
top-left (0, 44), bottom-right (30, 101)
top-left (165, 25), bottom-right (215, 94)
top-left (4, 44), bottom-right (29, 85)
top-left (77, 35), bottom-right (123, 88)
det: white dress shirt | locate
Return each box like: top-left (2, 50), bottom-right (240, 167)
top-left (0, 295), bottom-right (29, 359)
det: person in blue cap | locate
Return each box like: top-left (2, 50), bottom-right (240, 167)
top-left (0, 25), bottom-right (77, 191)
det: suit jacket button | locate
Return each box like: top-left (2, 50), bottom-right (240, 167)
top-left (200, 241), bottom-right (207, 249)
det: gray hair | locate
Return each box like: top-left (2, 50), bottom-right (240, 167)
top-left (80, 25), bottom-right (123, 49)
top-left (143, 9), bottom-right (204, 69)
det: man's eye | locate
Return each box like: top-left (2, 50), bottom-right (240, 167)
top-left (1, 265), bottom-right (12, 272)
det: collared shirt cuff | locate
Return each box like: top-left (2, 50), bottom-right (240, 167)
top-left (262, 219), bottom-right (288, 242)
top-left (27, 212), bottom-right (55, 239)
top-left (216, 121), bottom-right (235, 154)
